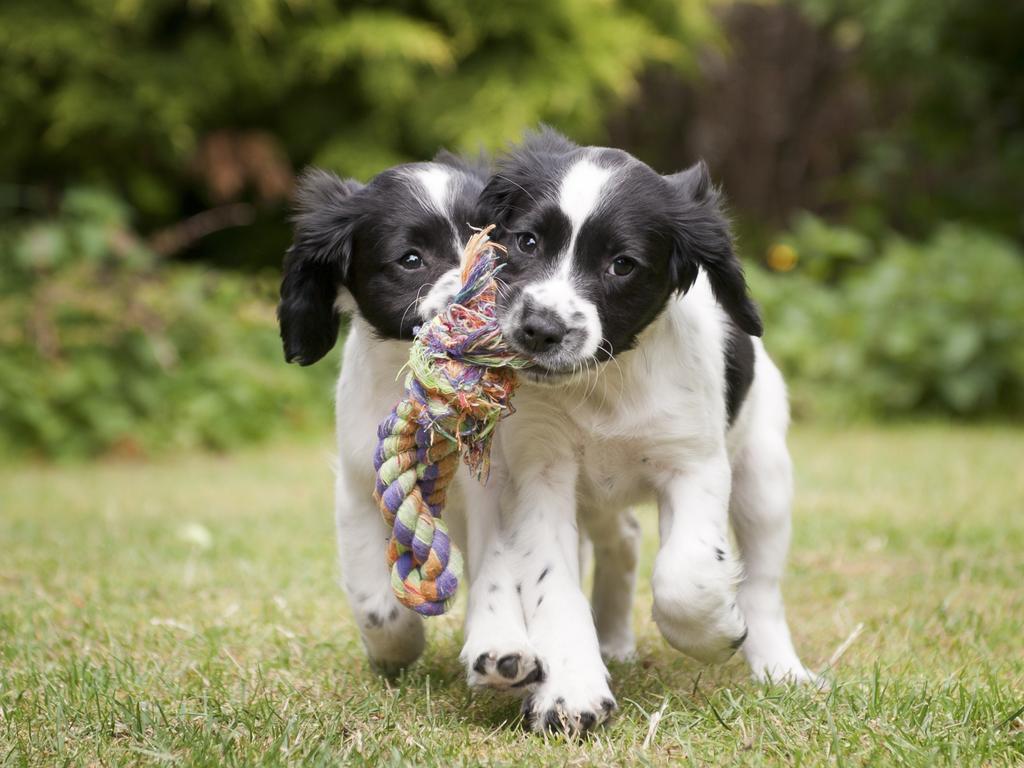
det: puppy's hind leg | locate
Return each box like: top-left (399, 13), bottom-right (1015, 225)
top-left (730, 436), bottom-right (818, 685)
top-left (586, 506), bottom-right (640, 662)
top-left (336, 471), bottom-right (424, 675)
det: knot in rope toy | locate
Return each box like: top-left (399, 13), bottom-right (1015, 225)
top-left (373, 226), bottom-right (529, 616)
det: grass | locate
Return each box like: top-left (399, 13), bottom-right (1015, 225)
top-left (2, 425), bottom-right (1023, 766)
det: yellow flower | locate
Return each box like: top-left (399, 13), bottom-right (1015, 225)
top-left (767, 244), bottom-right (798, 272)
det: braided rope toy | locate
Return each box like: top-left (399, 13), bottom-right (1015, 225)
top-left (372, 226), bottom-right (529, 616)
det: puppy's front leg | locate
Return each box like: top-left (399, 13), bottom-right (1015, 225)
top-left (510, 461), bottom-right (616, 735)
top-left (652, 452), bottom-right (748, 664)
top-left (460, 463), bottom-right (544, 693)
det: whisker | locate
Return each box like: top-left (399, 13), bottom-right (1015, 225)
top-left (581, 358), bottom-right (598, 403)
top-left (598, 338), bottom-right (624, 404)
top-left (400, 280), bottom-right (435, 332)
top-left (579, 356), bottom-right (592, 401)
top-left (493, 174), bottom-right (539, 206)
top-left (585, 356), bottom-right (601, 402)
top-left (568, 360), bottom-right (587, 415)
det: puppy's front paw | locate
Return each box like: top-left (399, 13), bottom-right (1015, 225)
top-left (463, 642), bottom-right (545, 693)
top-left (654, 597), bottom-right (748, 664)
top-left (657, 608), bottom-right (748, 665)
top-left (652, 542), bottom-right (747, 664)
top-left (521, 683), bottom-right (616, 736)
top-left (519, 648), bottom-right (616, 736)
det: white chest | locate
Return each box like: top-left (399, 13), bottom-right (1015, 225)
top-left (577, 434), bottom-right (657, 508)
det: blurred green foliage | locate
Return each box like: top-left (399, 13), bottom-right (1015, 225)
top-left (0, 190), bottom-right (336, 459)
top-left (754, 221), bottom-right (1024, 419)
top-left (0, 0), bottom-right (715, 223)
top-left (794, 0), bottom-right (1024, 242)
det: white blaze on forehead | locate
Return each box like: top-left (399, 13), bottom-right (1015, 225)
top-left (556, 157), bottom-right (613, 278)
top-left (559, 159), bottom-right (613, 235)
top-left (414, 166), bottom-right (452, 215)
top-left (414, 165), bottom-right (466, 256)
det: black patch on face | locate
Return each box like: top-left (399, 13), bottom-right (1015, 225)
top-left (566, 164), bottom-right (682, 359)
top-left (484, 204), bottom-right (572, 292)
top-left (724, 322), bottom-right (755, 424)
top-left (347, 174), bottom-right (474, 340)
top-left (278, 156), bottom-right (487, 365)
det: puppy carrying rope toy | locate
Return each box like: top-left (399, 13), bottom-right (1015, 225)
top-left (373, 226), bottom-right (528, 616)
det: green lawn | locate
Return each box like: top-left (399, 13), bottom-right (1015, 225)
top-left (2, 426), bottom-right (1022, 766)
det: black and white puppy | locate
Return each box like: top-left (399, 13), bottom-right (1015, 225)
top-left (472, 129), bottom-right (815, 734)
top-left (278, 156), bottom-right (485, 671)
top-left (279, 156), bottom-right (554, 694)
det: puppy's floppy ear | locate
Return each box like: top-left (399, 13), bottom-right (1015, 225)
top-left (278, 168), bottom-right (363, 365)
top-left (665, 161), bottom-right (763, 337)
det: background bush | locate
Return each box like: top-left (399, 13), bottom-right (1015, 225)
top-left (753, 222), bottom-right (1024, 420)
top-left (0, 190), bottom-right (335, 459)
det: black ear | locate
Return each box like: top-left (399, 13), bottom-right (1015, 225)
top-left (665, 161), bottom-right (763, 338)
top-left (278, 168), bottom-right (363, 365)
top-left (476, 168), bottom-right (523, 229)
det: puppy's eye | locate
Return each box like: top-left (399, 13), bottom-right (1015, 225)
top-left (608, 256), bottom-right (637, 277)
top-left (515, 232), bottom-right (538, 254)
top-left (397, 252), bottom-right (423, 270)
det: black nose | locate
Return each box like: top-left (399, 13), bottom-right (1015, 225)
top-left (517, 305), bottom-right (567, 354)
